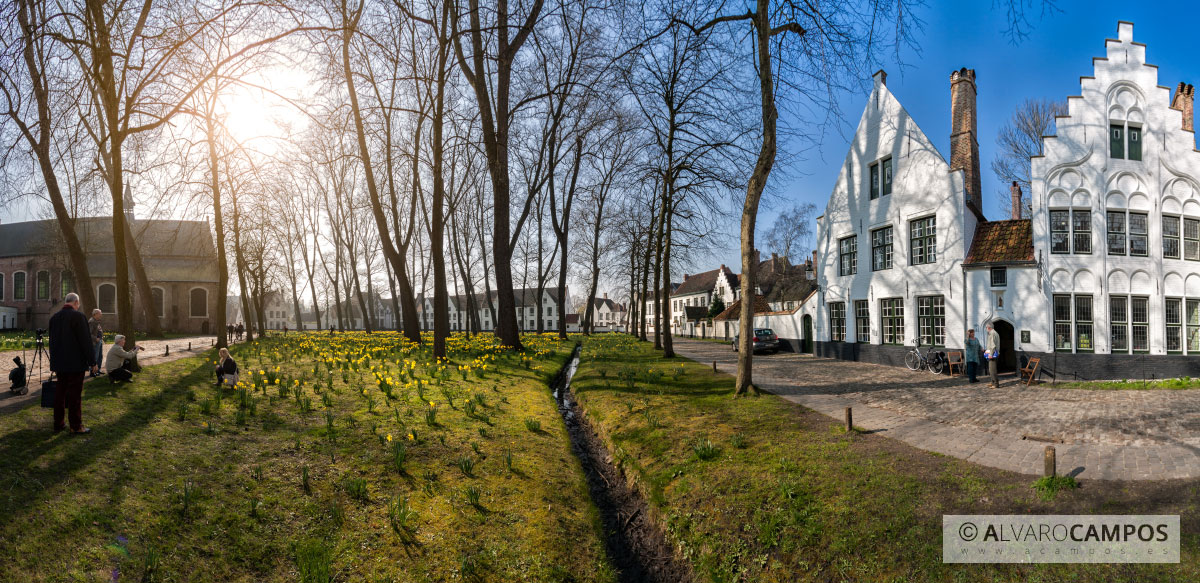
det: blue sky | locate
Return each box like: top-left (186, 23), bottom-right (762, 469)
top-left (729, 0), bottom-right (1200, 270)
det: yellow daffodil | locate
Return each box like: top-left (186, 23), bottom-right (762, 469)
top-left (387, 434), bottom-right (393, 442)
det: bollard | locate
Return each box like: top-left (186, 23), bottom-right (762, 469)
top-left (164, 345), bottom-right (169, 356)
top-left (1044, 445), bottom-right (1056, 477)
top-left (189, 342), bottom-right (193, 351)
top-left (712, 361), bottom-right (717, 372)
top-left (845, 407), bottom-right (853, 433)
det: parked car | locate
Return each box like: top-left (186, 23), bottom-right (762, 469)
top-left (732, 328), bottom-right (781, 354)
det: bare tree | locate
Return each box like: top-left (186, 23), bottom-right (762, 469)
top-left (763, 202), bottom-right (816, 262)
top-left (992, 98), bottom-right (1066, 218)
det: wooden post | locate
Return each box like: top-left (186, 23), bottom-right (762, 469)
top-left (845, 407), bottom-right (853, 433)
top-left (712, 361), bottom-right (717, 372)
top-left (189, 342), bottom-right (193, 351)
top-left (1044, 445), bottom-right (1056, 477)
top-left (164, 345), bottom-right (169, 356)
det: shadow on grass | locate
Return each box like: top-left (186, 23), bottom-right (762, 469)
top-left (0, 358), bottom-right (215, 524)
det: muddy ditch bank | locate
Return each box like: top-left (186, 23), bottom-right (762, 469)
top-left (550, 344), bottom-right (693, 583)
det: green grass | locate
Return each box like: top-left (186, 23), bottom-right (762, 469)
top-left (1057, 376), bottom-right (1200, 390)
top-left (0, 331), bottom-right (615, 582)
top-left (1033, 475), bottom-right (1080, 501)
top-left (572, 335), bottom-right (1200, 583)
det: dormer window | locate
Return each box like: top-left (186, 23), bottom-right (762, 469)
top-left (1110, 123), bottom-right (1142, 161)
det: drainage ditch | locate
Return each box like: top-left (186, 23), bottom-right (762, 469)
top-left (551, 345), bottom-right (693, 583)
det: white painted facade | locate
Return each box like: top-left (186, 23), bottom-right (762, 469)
top-left (815, 70), bottom-right (978, 350)
top-left (1029, 21), bottom-right (1200, 356)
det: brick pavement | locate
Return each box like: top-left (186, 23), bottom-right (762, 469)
top-left (673, 339), bottom-right (1200, 481)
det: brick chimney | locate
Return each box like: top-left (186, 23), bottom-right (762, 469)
top-left (683, 273), bottom-right (689, 281)
top-left (950, 68), bottom-right (982, 213)
top-left (1171, 82), bottom-right (1195, 132)
top-left (1010, 181), bottom-right (1023, 220)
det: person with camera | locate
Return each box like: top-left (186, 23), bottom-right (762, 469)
top-left (48, 293), bottom-right (95, 434)
top-left (87, 309), bottom-right (104, 377)
top-left (105, 335), bottom-right (144, 383)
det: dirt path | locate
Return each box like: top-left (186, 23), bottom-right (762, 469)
top-left (0, 336), bottom-right (227, 414)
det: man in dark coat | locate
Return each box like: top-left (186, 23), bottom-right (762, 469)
top-left (49, 293), bottom-right (95, 433)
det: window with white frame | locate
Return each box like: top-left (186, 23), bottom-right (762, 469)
top-left (13, 272), bottom-right (26, 301)
top-left (1054, 294), bottom-right (1093, 352)
top-left (990, 266), bottom-right (1007, 287)
top-left (1166, 298), bottom-right (1183, 353)
top-left (854, 300), bottom-right (870, 343)
top-left (868, 158), bottom-right (892, 200)
top-left (917, 296), bottom-right (945, 347)
top-left (829, 302), bottom-right (846, 342)
top-left (839, 236), bottom-right (857, 276)
top-left (1051, 210), bottom-right (1091, 254)
top-left (1186, 218), bottom-right (1200, 261)
top-left (880, 298), bottom-right (904, 345)
top-left (1107, 211), bottom-right (1126, 255)
top-left (1110, 295), bottom-right (1128, 353)
top-left (1164, 216), bottom-right (1181, 259)
top-left (1189, 299), bottom-right (1200, 353)
top-left (871, 226), bottom-right (892, 271)
top-left (909, 216), bottom-right (936, 265)
top-left (1131, 296), bottom-right (1149, 353)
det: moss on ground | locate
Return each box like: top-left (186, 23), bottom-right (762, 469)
top-left (0, 332), bottom-right (614, 583)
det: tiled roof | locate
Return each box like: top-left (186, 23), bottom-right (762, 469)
top-left (565, 313), bottom-right (580, 324)
top-left (672, 266), bottom-right (734, 296)
top-left (713, 294), bottom-right (772, 321)
top-left (965, 220), bottom-right (1034, 265)
top-left (683, 306), bottom-right (709, 321)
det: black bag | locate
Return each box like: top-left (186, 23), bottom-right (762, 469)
top-left (128, 353), bottom-right (142, 373)
top-left (40, 375), bottom-right (57, 408)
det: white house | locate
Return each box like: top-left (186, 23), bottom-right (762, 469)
top-left (670, 266), bottom-right (737, 335)
top-left (814, 67), bottom-right (980, 367)
top-left (810, 22), bottom-right (1200, 380)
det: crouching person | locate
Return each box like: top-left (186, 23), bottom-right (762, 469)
top-left (106, 335), bottom-right (143, 383)
top-left (215, 347), bottom-right (239, 388)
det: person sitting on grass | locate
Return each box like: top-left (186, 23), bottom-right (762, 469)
top-left (105, 335), bottom-right (143, 383)
top-left (215, 347), bottom-right (239, 388)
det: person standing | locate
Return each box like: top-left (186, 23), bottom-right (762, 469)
top-left (964, 329), bottom-right (981, 383)
top-left (49, 293), bottom-right (95, 434)
top-left (105, 335), bottom-right (143, 383)
top-left (87, 309), bottom-right (104, 377)
top-left (985, 323), bottom-right (1001, 388)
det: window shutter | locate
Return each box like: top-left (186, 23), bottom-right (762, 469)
top-left (1110, 125), bottom-right (1124, 159)
top-left (1128, 126), bottom-right (1141, 161)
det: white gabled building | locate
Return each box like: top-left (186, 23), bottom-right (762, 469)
top-left (1025, 21), bottom-right (1199, 378)
top-left (811, 22), bottom-right (1200, 380)
top-left (814, 67), bottom-right (981, 367)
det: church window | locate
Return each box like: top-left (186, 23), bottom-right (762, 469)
top-left (36, 271), bottom-right (50, 301)
top-left (190, 288), bottom-right (208, 318)
top-left (98, 283), bottom-right (116, 313)
top-left (60, 271), bottom-right (74, 300)
top-left (12, 272), bottom-right (26, 300)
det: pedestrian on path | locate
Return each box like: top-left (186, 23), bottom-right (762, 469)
top-left (49, 293), bottom-right (95, 434)
top-left (87, 309), bottom-right (104, 377)
top-left (985, 323), bottom-right (1000, 388)
top-left (964, 329), bottom-right (981, 383)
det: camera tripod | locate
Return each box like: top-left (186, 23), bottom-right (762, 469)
top-left (26, 332), bottom-right (47, 386)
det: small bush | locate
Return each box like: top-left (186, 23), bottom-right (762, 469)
top-left (1032, 475), bottom-right (1079, 501)
top-left (524, 418), bottom-right (541, 433)
top-left (693, 439), bottom-right (720, 461)
top-left (343, 477), bottom-right (369, 502)
top-left (457, 456), bottom-right (475, 477)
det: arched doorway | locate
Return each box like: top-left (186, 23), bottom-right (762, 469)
top-left (801, 314), bottom-right (814, 354)
top-left (992, 320), bottom-right (1016, 372)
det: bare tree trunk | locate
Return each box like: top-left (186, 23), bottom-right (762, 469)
top-left (203, 114), bottom-right (229, 347)
top-left (735, 2), bottom-right (779, 397)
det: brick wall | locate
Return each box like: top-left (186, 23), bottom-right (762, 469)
top-left (949, 68), bottom-right (982, 212)
top-left (1170, 82), bottom-right (1195, 132)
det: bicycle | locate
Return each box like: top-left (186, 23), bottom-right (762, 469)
top-left (904, 339), bottom-right (946, 374)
